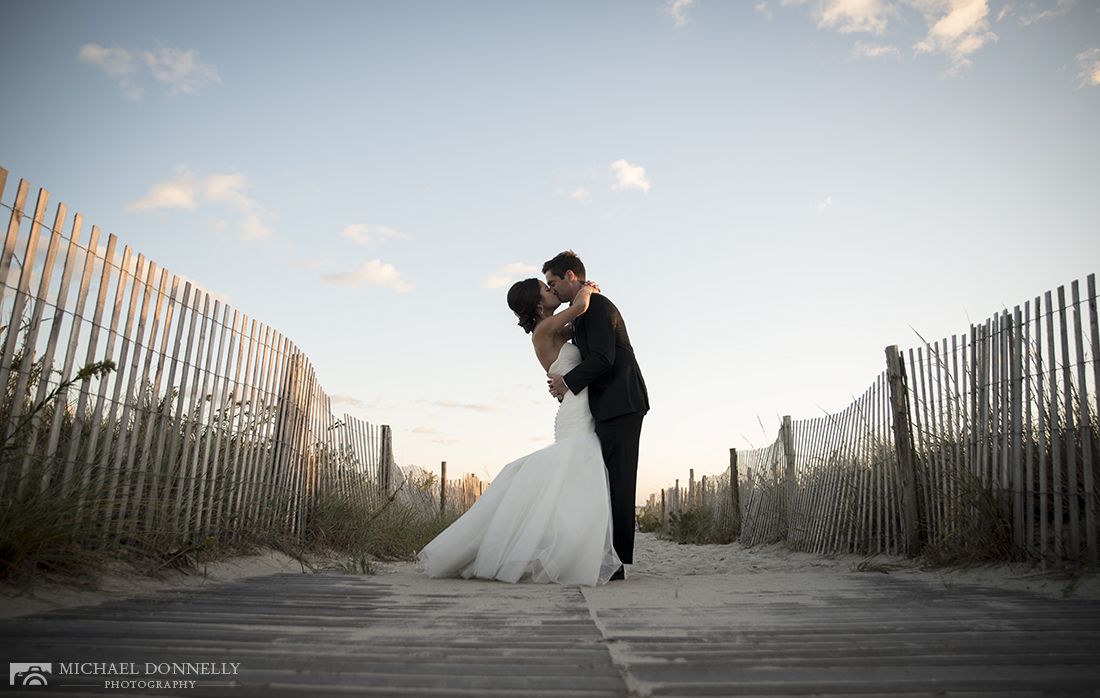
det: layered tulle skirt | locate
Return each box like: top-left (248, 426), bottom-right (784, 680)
top-left (417, 432), bottom-right (620, 586)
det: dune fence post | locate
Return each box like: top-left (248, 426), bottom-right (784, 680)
top-left (781, 416), bottom-right (795, 539)
top-left (730, 447), bottom-right (741, 537)
top-left (886, 345), bottom-right (922, 557)
top-left (440, 461), bottom-right (447, 512)
top-left (381, 425), bottom-right (394, 495)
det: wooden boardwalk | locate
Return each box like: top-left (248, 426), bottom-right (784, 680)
top-left (2, 568), bottom-right (1099, 696)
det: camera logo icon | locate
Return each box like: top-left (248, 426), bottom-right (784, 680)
top-left (9, 664), bottom-right (51, 687)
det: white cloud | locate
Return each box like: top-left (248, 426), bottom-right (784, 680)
top-left (126, 169), bottom-right (199, 210)
top-left (1076, 47), bottom-right (1100, 88)
top-left (783, 0), bottom-right (999, 72)
top-left (434, 399), bottom-right (502, 413)
top-left (237, 215), bottom-right (272, 242)
top-left (125, 166), bottom-right (273, 241)
top-left (815, 196), bottom-right (834, 211)
top-left (330, 394), bottom-right (363, 406)
top-left (77, 43), bottom-right (219, 101)
top-left (782, 0), bottom-right (897, 35)
top-left (911, 0), bottom-right (998, 75)
top-left (756, 1), bottom-right (774, 19)
top-left (141, 45), bottom-right (221, 97)
top-left (664, 0), bottom-right (696, 27)
top-left (571, 187), bottom-right (592, 204)
top-left (77, 44), bottom-right (142, 100)
top-left (850, 40), bottom-right (901, 58)
top-left (1015, 0), bottom-right (1073, 25)
top-left (200, 219), bottom-right (228, 235)
top-left (482, 262), bottom-right (538, 290)
top-left (323, 259), bottom-right (413, 292)
top-left (610, 159), bottom-right (652, 194)
top-left (341, 224), bottom-right (407, 244)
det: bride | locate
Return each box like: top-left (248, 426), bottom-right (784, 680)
top-left (417, 278), bottom-right (621, 585)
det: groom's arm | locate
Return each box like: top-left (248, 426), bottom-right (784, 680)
top-left (563, 295), bottom-right (616, 395)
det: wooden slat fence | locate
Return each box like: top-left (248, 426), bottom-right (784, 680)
top-left (0, 167), bottom-right (403, 549)
top-left (398, 462), bottom-right (488, 516)
top-left (648, 273), bottom-right (1099, 568)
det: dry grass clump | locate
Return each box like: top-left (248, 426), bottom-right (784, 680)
top-left (919, 469), bottom-right (1023, 568)
top-left (302, 486), bottom-right (459, 566)
top-left (661, 505), bottom-right (737, 545)
top-left (1, 354), bottom-right (457, 585)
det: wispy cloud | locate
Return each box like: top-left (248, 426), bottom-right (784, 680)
top-left (341, 224), bottom-right (407, 245)
top-left (554, 164), bottom-right (600, 202)
top-left (610, 159), bottom-right (652, 194)
top-left (911, 0), bottom-right (998, 76)
top-left (323, 259), bottom-right (413, 292)
top-left (782, 0), bottom-right (897, 35)
top-left (1076, 47), bottom-right (1100, 88)
top-left (78, 42), bottom-right (220, 101)
top-left (434, 399), bottom-right (502, 413)
top-left (815, 196), bottom-right (834, 211)
top-left (664, 0), bottom-right (696, 27)
top-left (850, 40), bottom-right (901, 58)
top-left (433, 437), bottom-right (461, 445)
top-left (483, 262), bottom-right (538, 290)
top-left (330, 394), bottom-right (363, 407)
top-left (756, 1), bottom-right (774, 19)
top-left (1014, 0), bottom-right (1074, 26)
top-left (783, 0), bottom-right (998, 74)
top-left (125, 165), bottom-right (273, 241)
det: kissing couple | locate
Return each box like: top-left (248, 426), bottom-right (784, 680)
top-left (418, 250), bottom-right (649, 585)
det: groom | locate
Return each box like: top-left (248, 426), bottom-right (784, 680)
top-left (544, 250), bottom-right (649, 581)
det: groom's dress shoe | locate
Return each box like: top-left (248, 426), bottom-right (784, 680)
top-left (609, 566), bottom-right (625, 581)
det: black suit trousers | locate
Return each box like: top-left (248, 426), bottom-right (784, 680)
top-left (595, 411), bottom-right (644, 565)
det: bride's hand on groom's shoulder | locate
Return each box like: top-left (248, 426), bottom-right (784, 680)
top-left (573, 281), bottom-right (599, 305)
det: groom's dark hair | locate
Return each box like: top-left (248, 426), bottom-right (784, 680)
top-left (542, 250), bottom-right (586, 281)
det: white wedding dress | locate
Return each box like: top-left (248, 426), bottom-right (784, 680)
top-left (417, 343), bottom-right (621, 585)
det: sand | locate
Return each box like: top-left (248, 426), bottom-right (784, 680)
top-left (2, 532), bottom-right (1096, 620)
top-left (0, 550), bottom-right (308, 619)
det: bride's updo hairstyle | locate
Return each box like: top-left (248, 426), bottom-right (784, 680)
top-left (507, 278), bottom-right (542, 334)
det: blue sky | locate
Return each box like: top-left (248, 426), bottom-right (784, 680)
top-left (1, 0), bottom-right (1097, 503)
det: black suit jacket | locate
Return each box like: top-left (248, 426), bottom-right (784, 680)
top-left (565, 294), bottom-right (649, 422)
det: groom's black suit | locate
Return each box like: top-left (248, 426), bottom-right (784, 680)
top-left (565, 293), bottom-right (648, 565)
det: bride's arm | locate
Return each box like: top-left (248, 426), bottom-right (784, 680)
top-left (533, 284), bottom-right (595, 341)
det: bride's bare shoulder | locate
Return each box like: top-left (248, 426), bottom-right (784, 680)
top-left (533, 334), bottom-right (565, 373)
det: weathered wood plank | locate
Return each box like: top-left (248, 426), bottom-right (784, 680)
top-left (4, 568), bottom-right (1099, 698)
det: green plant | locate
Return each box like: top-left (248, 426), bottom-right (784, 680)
top-left (0, 329), bottom-right (459, 584)
top-left (662, 505), bottom-right (736, 545)
top-left (636, 508), bottom-right (663, 533)
top-left (0, 360), bottom-right (118, 580)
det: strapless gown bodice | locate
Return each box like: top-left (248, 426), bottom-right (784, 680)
top-left (417, 342), bottom-right (620, 586)
top-left (548, 343), bottom-right (595, 441)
